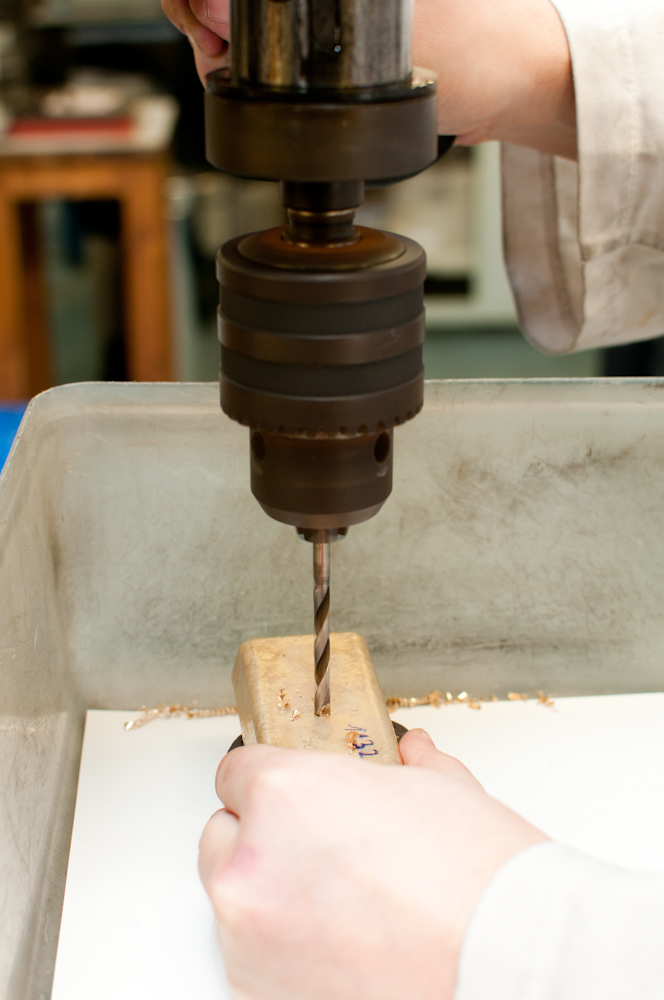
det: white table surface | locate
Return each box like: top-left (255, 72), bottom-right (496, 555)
top-left (52, 693), bottom-right (664, 999)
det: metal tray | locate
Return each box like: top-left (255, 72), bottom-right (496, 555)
top-left (3, 378), bottom-right (664, 998)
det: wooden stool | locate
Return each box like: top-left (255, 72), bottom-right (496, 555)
top-left (0, 152), bottom-right (173, 400)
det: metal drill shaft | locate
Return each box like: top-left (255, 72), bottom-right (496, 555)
top-left (313, 534), bottom-right (331, 716)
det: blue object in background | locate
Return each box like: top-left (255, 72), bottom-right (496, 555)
top-left (0, 404), bottom-right (27, 471)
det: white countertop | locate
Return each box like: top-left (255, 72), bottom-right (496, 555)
top-left (52, 692), bottom-right (664, 999)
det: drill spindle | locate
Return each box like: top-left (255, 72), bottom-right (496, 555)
top-left (313, 533), bottom-right (331, 716)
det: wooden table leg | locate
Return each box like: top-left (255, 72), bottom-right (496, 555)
top-left (0, 153), bottom-right (174, 395)
top-left (0, 195), bottom-right (30, 400)
top-left (120, 160), bottom-right (173, 382)
top-left (19, 203), bottom-right (53, 396)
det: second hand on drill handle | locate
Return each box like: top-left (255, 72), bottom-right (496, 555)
top-left (313, 534), bottom-right (331, 716)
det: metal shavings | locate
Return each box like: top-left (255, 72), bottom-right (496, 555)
top-left (386, 689), bottom-right (487, 712)
top-left (124, 703), bottom-right (237, 731)
top-left (125, 688), bottom-right (552, 733)
top-left (385, 690), bottom-right (446, 712)
top-left (345, 730), bottom-right (361, 753)
top-left (277, 687), bottom-right (289, 710)
top-left (318, 704), bottom-right (331, 718)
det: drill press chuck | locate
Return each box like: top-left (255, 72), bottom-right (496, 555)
top-left (217, 215), bottom-right (426, 529)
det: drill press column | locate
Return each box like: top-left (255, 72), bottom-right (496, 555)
top-left (206, 0), bottom-right (441, 722)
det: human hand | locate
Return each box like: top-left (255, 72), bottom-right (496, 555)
top-left (161, 0), bottom-right (230, 81)
top-left (198, 728), bottom-right (547, 1000)
top-left (413, 0), bottom-right (576, 158)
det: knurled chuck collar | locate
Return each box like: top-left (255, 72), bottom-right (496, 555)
top-left (217, 232), bottom-right (426, 438)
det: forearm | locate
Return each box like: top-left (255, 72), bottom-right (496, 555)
top-left (413, 0), bottom-right (576, 160)
top-left (457, 841), bottom-right (664, 1000)
top-left (503, 0), bottom-right (664, 354)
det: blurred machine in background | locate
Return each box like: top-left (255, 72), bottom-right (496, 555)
top-left (168, 144), bottom-right (603, 382)
top-left (0, 0), bottom-right (661, 397)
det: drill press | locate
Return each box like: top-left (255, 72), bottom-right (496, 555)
top-left (206, 0), bottom-right (446, 751)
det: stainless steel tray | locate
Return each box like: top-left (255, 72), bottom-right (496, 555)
top-left (3, 378), bottom-right (664, 998)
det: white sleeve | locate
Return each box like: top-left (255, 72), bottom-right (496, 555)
top-left (501, 0), bottom-right (664, 354)
top-left (455, 841), bottom-right (664, 1000)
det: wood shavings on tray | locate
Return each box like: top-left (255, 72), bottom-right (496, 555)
top-left (387, 689), bottom-right (556, 713)
top-left (507, 691), bottom-right (556, 709)
top-left (124, 689), bottom-right (557, 731)
top-left (124, 704), bottom-right (237, 730)
top-left (386, 689), bottom-right (453, 711)
top-left (386, 690), bottom-right (495, 712)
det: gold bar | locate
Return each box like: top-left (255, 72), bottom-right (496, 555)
top-left (232, 632), bottom-right (401, 764)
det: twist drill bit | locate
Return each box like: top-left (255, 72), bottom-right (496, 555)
top-left (313, 531), bottom-right (331, 716)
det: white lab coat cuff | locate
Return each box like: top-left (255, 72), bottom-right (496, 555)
top-left (501, 0), bottom-right (664, 353)
top-left (454, 841), bottom-right (611, 1000)
top-left (455, 839), bottom-right (664, 1000)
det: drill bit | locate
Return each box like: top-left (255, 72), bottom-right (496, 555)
top-left (313, 531), bottom-right (331, 716)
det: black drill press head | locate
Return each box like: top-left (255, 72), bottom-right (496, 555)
top-left (205, 0), bottom-right (442, 535)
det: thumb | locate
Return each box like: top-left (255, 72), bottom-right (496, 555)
top-left (199, 808), bottom-right (239, 895)
top-left (399, 728), bottom-right (484, 791)
top-left (191, 0), bottom-right (229, 27)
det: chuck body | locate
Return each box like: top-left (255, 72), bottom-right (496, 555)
top-left (217, 221), bottom-right (426, 529)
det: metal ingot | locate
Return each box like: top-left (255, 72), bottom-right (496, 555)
top-left (232, 632), bottom-right (402, 764)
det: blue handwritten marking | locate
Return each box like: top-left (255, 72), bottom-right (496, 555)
top-left (345, 725), bottom-right (379, 758)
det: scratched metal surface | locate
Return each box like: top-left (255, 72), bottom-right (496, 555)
top-left (3, 378), bottom-right (664, 998)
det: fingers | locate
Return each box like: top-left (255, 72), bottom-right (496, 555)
top-left (199, 808), bottom-right (240, 891)
top-left (215, 743), bottom-right (283, 817)
top-left (190, 0), bottom-right (230, 28)
top-left (161, 0), bottom-right (227, 57)
top-left (161, 0), bottom-right (228, 84)
top-left (192, 46), bottom-right (229, 85)
top-left (399, 729), bottom-right (485, 790)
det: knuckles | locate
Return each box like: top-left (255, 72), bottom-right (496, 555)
top-left (217, 747), bottom-right (332, 817)
top-left (243, 757), bottom-right (310, 817)
top-left (190, 0), bottom-right (230, 29)
top-left (209, 854), bottom-right (291, 947)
